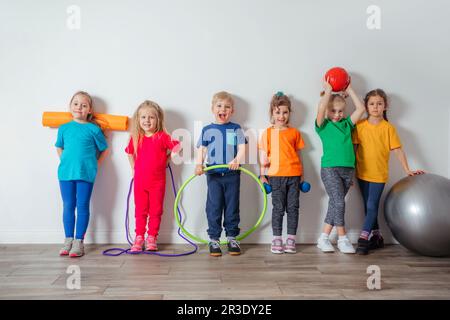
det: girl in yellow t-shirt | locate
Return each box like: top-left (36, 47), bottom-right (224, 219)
top-left (352, 89), bottom-right (424, 255)
top-left (259, 92), bottom-right (305, 254)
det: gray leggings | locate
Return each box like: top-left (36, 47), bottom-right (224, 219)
top-left (269, 176), bottom-right (301, 236)
top-left (320, 167), bottom-right (354, 227)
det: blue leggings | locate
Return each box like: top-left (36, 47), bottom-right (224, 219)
top-left (59, 180), bottom-right (94, 240)
top-left (358, 179), bottom-right (385, 233)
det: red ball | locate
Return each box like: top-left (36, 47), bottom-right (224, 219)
top-left (325, 67), bottom-right (350, 92)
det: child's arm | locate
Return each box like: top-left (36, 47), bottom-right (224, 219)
top-left (392, 148), bottom-right (425, 176)
top-left (56, 147), bottom-right (63, 158)
top-left (229, 144), bottom-right (245, 170)
top-left (298, 150), bottom-right (304, 182)
top-left (128, 154), bottom-right (135, 177)
top-left (195, 146), bottom-right (207, 175)
top-left (346, 84), bottom-right (366, 125)
top-left (97, 149), bottom-right (109, 167)
top-left (259, 149), bottom-right (269, 184)
top-left (316, 79), bottom-right (332, 127)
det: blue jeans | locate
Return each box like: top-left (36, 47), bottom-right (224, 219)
top-left (59, 180), bottom-right (94, 240)
top-left (358, 179), bottom-right (385, 233)
top-left (205, 172), bottom-right (241, 240)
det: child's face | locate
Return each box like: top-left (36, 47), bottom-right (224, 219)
top-left (212, 99), bottom-right (234, 124)
top-left (366, 95), bottom-right (386, 118)
top-left (139, 108), bottom-right (158, 134)
top-left (272, 105), bottom-right (290, 127)
top-left (327, 101), bottom-right (345, 122)
top-left (70, 94), bottom-right (92, 121)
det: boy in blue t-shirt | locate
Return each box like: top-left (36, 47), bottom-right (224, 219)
top-left (196, 91), bottom-right (247, 257)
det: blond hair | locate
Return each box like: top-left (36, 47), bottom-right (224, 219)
top-left (212, 91), bottom-right (234, 108)
top-left (129, 100), bottom-right (166, 156)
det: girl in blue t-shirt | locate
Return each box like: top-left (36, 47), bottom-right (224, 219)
top-left (55, 91), bottom-right (108, 257)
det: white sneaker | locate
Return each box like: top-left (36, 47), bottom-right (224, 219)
top-left (317, 236), bottom-right (335, 253)
top-left (337, 237), bottom-right (355, 254)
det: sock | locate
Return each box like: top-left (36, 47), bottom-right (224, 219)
top-left (287, 234), bottom-right (296, 240)
top-left (371, 229), bottom-right (381, 237)
top-left (360, 231), bottom-right (370, 240)
top-left (227, 236), bottom-right (236, 242)
top-left (320, 232), bottom-right (329, 239)
top-left (273, 235), bottom-right (282, 240)
top-left (210, 238), bottom-right (219, 243)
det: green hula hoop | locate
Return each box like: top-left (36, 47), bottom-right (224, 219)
top-left (173, 165), bottom-right (267, 245)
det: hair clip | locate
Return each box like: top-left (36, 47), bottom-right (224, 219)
top-left (275, 91), bottom-right (284, 97)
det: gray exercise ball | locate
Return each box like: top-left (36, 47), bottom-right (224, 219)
top-left (384, 173), bottom-right (450, 257)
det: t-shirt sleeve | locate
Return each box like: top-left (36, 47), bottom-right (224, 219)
top-left (315, 118), bottom-right (327, 133)
top-left (258, 129), bottom-right (269, 152)
top-left (235, 126), bottom-right (247, 145)
top-left (196, 127), bottom-right (208, 148)
top-left (93, 127), bottom-right (108, 152)
top-left (346, 116), bottom-right (356, 129)
top-left (55, 127), bottom-right (64, 148)
top-left (389, 125), bottom-right (402, 150)
top-left (296, 130), bottom-right (305, 150)
top-left (352, 126), bottom-right (360, 144)
top-left (125, 137), bottom-right (134, 154)
top-left (164, 133), bottom-right (181, 153)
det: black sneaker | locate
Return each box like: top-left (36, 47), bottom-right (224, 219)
top-left (356, 238), bottom-right (369, 255)
top-left (209, 240), bottom-right (222, 257)
top-left (227, 239), bottom-right (241, 256)
top-left (369, 235), bottom-right (384, 250)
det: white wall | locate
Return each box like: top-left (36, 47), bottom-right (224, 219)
top-left (1, 0), bottom-right (449, 244)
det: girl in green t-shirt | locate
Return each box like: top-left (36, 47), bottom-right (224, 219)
top-left (315, 79), bottom-right (365, 254)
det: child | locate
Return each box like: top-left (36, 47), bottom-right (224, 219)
top-left (259, 92), bottom-right (305, 254)
top-left (195, 91), bottom-right (247, 257)
top-left (56, 91), bottom-right (109, 257)
top-left (126, 100), bottom-right (180, 252)
top-left (353, 89), bottom-right (424, 255)
top-left (315, 80), bottom-right (366, 253)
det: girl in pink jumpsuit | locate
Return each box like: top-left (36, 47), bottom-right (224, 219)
top-left (126, 100), bottom-right (180, 252)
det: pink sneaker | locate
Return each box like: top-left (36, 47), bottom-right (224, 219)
top-left (284, 237), bottom-right (297, 254)
top-left (145, 235), bottom-right (158, 251)
top-left (130, 235), bottom-right (144, 253)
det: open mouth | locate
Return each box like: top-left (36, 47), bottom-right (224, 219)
top-left (219, 113), bottom-right (227, 121)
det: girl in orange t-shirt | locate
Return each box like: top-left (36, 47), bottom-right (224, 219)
top-left (352, 89), bottom-right (424, 255)
top-left (259, 92), bottom-right (305, 254)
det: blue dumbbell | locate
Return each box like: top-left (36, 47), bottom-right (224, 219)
top-left (263, 182), bottom-right (272, 194)
top-left (300, 181), bottom-right (311, 193)
top-left (261, 176), bottom-right (311, 194)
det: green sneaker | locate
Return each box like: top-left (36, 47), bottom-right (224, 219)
top-left (69, 239), bottom-right (85, 258)
top-left (59, 237), bottom-right (73, 256)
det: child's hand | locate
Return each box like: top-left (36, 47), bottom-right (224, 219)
top-left (195, 164), bottom-right (204, 176)
top-left (260, 176), bottom-right (269, 185)
top-left (323, 78), bottom-right (333, 93)
top-left (407, 169), bottom-right (425, 176)
top-left (228, 158), bottom-right (240, 170)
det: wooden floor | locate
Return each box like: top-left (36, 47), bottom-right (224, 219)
top-left (0, 244), bottom-right (449, 300)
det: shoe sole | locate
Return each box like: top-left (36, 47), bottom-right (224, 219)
top-left (356, 249), bottom-right (369, 255)
top-left (284, 249), bottom-right (297, 254)
top-left (59, 251), bottom-right (69, 256)
top-left (316, 244), bottom-right (334, 252)
top-left (69, 254), bottom-right (84, 258)
top-left (228, 252), bottom-right (241, 256)
top-left (210, 253), bottom-right (222, 257)
top-left (271, 249), bottom-right (284, 254)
